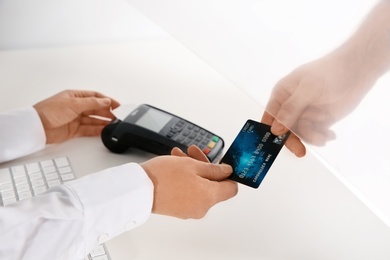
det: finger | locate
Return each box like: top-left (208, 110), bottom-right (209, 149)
top-left (196, 162), bottom-right (233, 181)
top-left (261, 110), bottom-right (276, 126)
top-left (271, 92), bottom-right (308, 135)
top-left (81, 116), bottom-right (111, 125)
top-left (263, 108), bottom-right (302, 156)
top-left (264, 74), bottom-right (300, 116)
top-left (84, 108), bottom-right (117, 120)
top-left (76, 125), bottom-right (106, 137)
top-left (264, 78), bottom-right (298, 135)
top-left (271, 120), bottom-right (289, 136)
top-left (272, 80), bottom-right (319, 135)
top-left (209, 180), bottom-right (238, 205)
top-left (296, 119), bottom-right (336, 146)
top-left (284, 133), bottom-right (306, 157)
top-left (171, 147), bottom-right (187, 157)
top-left (187, 145), bottom-right (209, 162)
top-left (70, 90), bottom-right (121, 109)
top-left (71, 97), bottom-right (113, 116)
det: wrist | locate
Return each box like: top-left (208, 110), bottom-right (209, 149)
top-left (336, 1), bottom-right (390, 83)
top-left (332, 42), bottom-right (383, 92)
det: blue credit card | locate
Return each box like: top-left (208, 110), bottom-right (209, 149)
top-left (220, 120), bottom-right (289, 188)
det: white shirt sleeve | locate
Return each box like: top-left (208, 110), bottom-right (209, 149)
top-left (0, 107), bottom-right (154, 259)
top-left (0, 163), bottom-right (153, 260)
top-left (0, 107), bottom-right (46, 163)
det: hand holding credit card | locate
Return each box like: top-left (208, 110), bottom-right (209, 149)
top-left (220, 120), bottom-right (290, 188)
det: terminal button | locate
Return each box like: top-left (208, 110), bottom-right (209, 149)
top-left (203, 148), bottom-right (211, 155)
top-left (207, 141), bottom-right (216, 149)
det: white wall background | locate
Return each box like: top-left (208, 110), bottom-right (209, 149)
top-left (0, 0), bottom-right (166, 50)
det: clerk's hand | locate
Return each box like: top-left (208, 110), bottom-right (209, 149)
top-left (171, 145), bottom-right (210, 163)
top-left (33, 90), bottom-right (120, 144)
top-left (141, 153), bottom-right (237, 219)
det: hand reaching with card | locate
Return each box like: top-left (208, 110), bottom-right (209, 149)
top-left (262, 1), bottom-right (390, 157)
top-left (261, 51), bottom-right (375, 157)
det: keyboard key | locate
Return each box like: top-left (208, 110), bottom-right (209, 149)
top-left (2, 197), bottom-right (17, 206)
top-left (0, 183), bottom-right (13, 192)
top-left (0, 168), bottom-right (11, 184)
top-left (14, 176), bottom-right (28, 186)
top-left (61, 173), bottom-right (75, 182)
top-left (92, 255), bottom-right (109, 260)
top-left (1, 189), bottom-right (15, 199)
top-left (58, 166), bottom-right (72, 174)
top-left (31, 178), bottom-right (45, 188)
top-left (18, 190), bottom-right (32, 200)
top-left (43, 166), bottom-right (57, 175)
top-left (47, 179), bottom-right (61, 188)
top-left (40, 160), bottom-right (54, 168)
top-left (29, 171), bottom-right (43, 181)
top-left (54, 157), bottom-right (70, 168)
top-left (33, 186), bottom-right (48, 195)
top-left (45, 172), bottom-right (59, 181)
top-left (16, 183), bottom-right (30, 193)
top-left (26, 162), bottom-right (40, 174)
top-left (11, 166), bottom-right (26, 178)
top-left (90, 244), bottom-right (106, 257)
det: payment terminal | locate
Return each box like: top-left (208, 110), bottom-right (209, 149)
top-left (101, 104), bottom-right (224, 163)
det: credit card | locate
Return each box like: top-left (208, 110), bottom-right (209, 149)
top-left (220, 120), bottom-right (290, 188)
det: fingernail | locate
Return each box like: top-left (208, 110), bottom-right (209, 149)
top-left (100, 98), bottom-right (111, 106)
top-left (272, 123), bottom-right (286, 134)
top-left (220, 164), bottom-right (233, 174)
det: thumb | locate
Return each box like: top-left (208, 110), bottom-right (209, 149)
top-left (73, 97), bottom-right (111, 113)
top-left (171, 147), bottom-right (187, 157)
top-left (271, 87), bottom-right (313, 135)
top-left (196, 162), bottom-right (233, 181)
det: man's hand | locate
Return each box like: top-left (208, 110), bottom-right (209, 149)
top-left (33, 90), bottom-right (120, 144)
top-left (262, 49), bottom-right (377, 157)
top-left (141, 152), bottom-right (237, 219)
top-left (262, 0), bottom-right (390, 157)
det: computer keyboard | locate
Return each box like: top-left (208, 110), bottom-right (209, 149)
top-left (0, 157), bottom-right (112, 260)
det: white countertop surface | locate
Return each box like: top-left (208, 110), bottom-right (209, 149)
top-left (1, 38), bottom-right (390, 259)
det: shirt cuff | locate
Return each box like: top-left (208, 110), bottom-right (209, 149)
top-left (0, 107), bottom-right (46, 163)
top-left (63, 163), bottom-right (154, 254)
